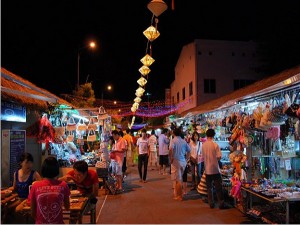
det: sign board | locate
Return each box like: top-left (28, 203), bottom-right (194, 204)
top-left (1, 130), bottom-right (26, 187)
top-left (1, 101), bottom-right (26, 122)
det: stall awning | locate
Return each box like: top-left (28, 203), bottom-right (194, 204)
top-left (181, 65), bottom-right (300, 117)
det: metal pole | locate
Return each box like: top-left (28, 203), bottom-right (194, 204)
top-left (77, 52), bottom-right (80, 90)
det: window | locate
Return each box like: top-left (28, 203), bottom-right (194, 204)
top-left (172, 96), bottom-right (175, 105)
top-left (234, 79), bottom-right (256, 90)
top-left (204, 79), bottom-right (216, 93)
top-left (182, 87), bottom-right (185, 100)
top-left (177, 92), bottom-right (180, 103)
top-left (198, 51), bottom-right (202, 55)
top-left (189, 81), bottom-right (193, 96)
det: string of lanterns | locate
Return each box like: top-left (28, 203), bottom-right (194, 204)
top-left (129, 0), bottom-right (168, 129)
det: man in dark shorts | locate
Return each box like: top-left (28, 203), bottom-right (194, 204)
top-left (158, 128), bottom-right (170, 175)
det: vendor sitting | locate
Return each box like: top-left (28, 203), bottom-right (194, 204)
top-left (58, 160), bottom-right (99, 221)
top-left (59, 160), bottom-right (99, 197)
top-left (6, 153), bottom-right (42, 223)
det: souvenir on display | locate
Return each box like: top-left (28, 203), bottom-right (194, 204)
top-left (76, 118), bottom-right (87, 131)
top-left (97, 106), bottom-right (109, 120)
top-left (66, 116), bottom-right (76, 131)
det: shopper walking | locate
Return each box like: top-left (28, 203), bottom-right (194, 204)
top-left (169, 128), bottom-right (191, 201)
top-left (202, 128), bottom-right (226, 209)
top-left (137, 129), bottom-right (149, 183)
top-left (189, 131), bottom-right (202, 190)
top-left (158, 128), bottom-right (170, 175)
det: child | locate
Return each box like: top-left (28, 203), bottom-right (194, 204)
top-left (28, 157), bottom-right (70, 224)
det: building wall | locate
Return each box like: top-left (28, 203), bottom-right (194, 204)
top-left (170, 43), bottom-right (197, 113)
top-left (171, 39), bottom-right (266, 114)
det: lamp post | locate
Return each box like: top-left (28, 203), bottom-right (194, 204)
top-left (145, 92), bottom-right (151, 109)
top-left (101, 85), bottom-right (112, 107)
top-left (77, 41), bottom-right (96, 90)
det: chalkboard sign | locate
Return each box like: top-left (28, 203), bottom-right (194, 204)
top-left (9, 130), bottom-right (26, 185)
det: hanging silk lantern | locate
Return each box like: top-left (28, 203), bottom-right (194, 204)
top-left (143, 25), bottom-right (160, 42)
top-left (133, 102), bottom-right (139, 110)
top-left (137, 77), bottom-right (147, 87)
top-left (139, 65), bottom-right (151, 76)
top-left (147, 0), bottom-right (168, 17)
top-left (134, 97), bottom-right (142, 103)
top-left (136, 87), bottom-right (145, 97)
top-left (140, 54), bottom-right (155, 67)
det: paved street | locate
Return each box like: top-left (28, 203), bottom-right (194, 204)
top-left (86, 165), bottom-right (252, 224)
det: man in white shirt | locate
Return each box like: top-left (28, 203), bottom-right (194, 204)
top-left (148, 130), bottom-right (158, 170)
top-left (202, 128), bottom-right (226, 209)
top-left (136, 129), bottom-right (149, 183)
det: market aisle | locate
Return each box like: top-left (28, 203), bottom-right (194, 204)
top-left (82, 166), bottom-right (252, 224)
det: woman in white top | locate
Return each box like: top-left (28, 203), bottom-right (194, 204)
top-left (189, 131), bottom-right (201, 190)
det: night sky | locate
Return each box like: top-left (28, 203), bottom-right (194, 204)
top-left (2, 0), bottom-right (300, 102)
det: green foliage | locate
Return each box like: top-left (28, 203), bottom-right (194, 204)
top-left (71, 82), bottom-right (96, 107)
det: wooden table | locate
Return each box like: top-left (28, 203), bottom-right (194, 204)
top-left (1, 192), bottom-right (19, 223)
top-left (21, 196), bottom-right (89, 224)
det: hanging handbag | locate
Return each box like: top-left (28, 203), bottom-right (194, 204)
top-left (66, 116), bottom-right (76, 131)
top-left (53, 117), bottom-right (65, 144)
top-left (87, 129), bottom-right (97, 142)
top-left (88, 117), bottom-right (97, 130)
top-left (285, 92), bottom-right (300, 118)
top-left (67, 131), bottom-right (74, 142)
top-left (76, 118), bottom-right (87, 131)
top-left (97, 106), bottom-right (109, 120)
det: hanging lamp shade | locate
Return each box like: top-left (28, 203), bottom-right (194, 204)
top-left (137, 77), bottom-right (147, 87)
top-left (134, 97), bottom-right (142, 103)
top-left (139, 65), bottom-right (151, 76)
top-left (133, 102), bottom-right (139, 110)
top-left (140, 54), bottom-right (155, 67)
top-left (131, 107), bottom-right (137, 113)
top-left (135, 87), bottom-right (145, 97)
top-left (147, 0), bottom-right (168, 17)
top-left (143, 25), bottom-right (160, 42)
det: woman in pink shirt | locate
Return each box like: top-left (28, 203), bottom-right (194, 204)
top-left (28, 157), bottom-right (70, 224)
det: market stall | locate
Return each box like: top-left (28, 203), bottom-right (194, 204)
top-left (178, 65), bottom-right (300, 223)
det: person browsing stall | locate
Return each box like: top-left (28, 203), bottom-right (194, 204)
top-left (28, 157), bottom-right (70, 224)
top-left (111, 129), bottom-right (127, 193)
top-left (202, 128), bottom-right (227, 209)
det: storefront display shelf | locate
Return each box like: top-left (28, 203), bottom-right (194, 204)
top-left (242, 186), bottom-right (300, 224)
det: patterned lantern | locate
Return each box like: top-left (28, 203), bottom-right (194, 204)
top-left (143, 25), bottom-right (160, 42)
top-left (147, 0), bottom-right (168, 17)
top-left (139, 65), bottom-right (151, 76)
top-left (141, 54), bottom-right (155, 67)
top-left (134, 97), bottom-right (142, 103)
top-left (137, 77), bottom-right (147, 87)
top-left (135, 87), bottom-right (145, 97)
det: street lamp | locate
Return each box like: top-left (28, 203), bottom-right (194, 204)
top-left (145, 92), bottom-right (151, 109)
top-left (77, 41), bottom-right (96, 90)
top-left (101, 85), bottom-right (112, 107)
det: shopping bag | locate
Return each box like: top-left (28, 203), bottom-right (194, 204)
top-left (87, 129), bottom-right (97, 142)
top-left (66, 116), bottom-right (76, 131)
top-left (97, 106), bottom-right (109, 120)
top-left (88, 117), bottom-right (97, 130)
top-left (76, 118), bottom-right (87, 131)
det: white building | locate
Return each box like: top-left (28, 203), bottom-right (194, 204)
top-left (170, 39), bottom-right (266, 114)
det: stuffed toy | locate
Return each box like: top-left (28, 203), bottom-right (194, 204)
top-left (230, 172), bottom-right (242, 201)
